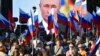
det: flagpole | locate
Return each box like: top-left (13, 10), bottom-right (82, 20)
top-left (31, 7), bottom-right (37, 56)
top-left (33, 6), bottom-right (38, 47)
top-left (68, 12), bottom-right (72, 40)
top-left (19, 18), bottom-right (22, 40)
top-left (30, 10), bottom-right (34, 56)
top-left (51, 9), bottom-right (54, 55)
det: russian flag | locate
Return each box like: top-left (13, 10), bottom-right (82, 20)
top-left (34, 10), bottom-right (39, 28)
top-left (78, 14), bottom-right (92, 29)
top-left (92, 11), bottom-right (100, 35)
top-left (92, 10), bottom-right (100, 26)
top-left (80, 1), bottom-right (93, 30)
top-left (89, 38), bottom-right (100, 56)
top-left (0, 14), bottom-right (10, 29)
top-left (57, 12), bottom-right (68, 26)
top-left (8, 9), bottom-right (15, 31)
top-left (48, 8), bottom-right (54, 30)
top-left (54, 20), bottom-right (59, 38)
top-left (25, 11), bottom-right (35, 43)
top-left (81, 0), bottom-right (93, 23)
top-left (19, 8), bottom-right (30, 23)
top-left (69, 11), bottom-right (80, 32)
top-left (70, 11), bottom-right (79, 23)
top-left (68, 17), bottom-right (74, 31)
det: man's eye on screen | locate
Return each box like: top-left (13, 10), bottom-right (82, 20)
top-left (44, 4), bottom-right (49, 8)
top-left (52, 5), bottom-right (57, 8)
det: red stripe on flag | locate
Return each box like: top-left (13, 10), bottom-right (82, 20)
top-left (8, 9), bottom-right (15, 31)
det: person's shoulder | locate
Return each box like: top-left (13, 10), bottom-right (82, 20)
top-left (0, 52), bottom-right (8, 56)
top-left (38, 22), bottom-right (44, 30)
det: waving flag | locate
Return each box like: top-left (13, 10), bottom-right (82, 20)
top-left (19, 8), bottom-right (30, 23)
top-left (48, 8), bottom-right (54, 30)
top-left (77, 1), bottom-right (92, 29)
top-left (0, 14), bottom-right (10, 29)
top-left (34, 10), bottom-right (39, 28)
top-left (25, 11), bottom-right (35, 43)
top-left (81, 1), bottom-right (93, 30)
top-left (68, 17), bottom-right (74, 32)
top-left (70, 11), bottom-right (79, 22)
top-left (54, 19), bottom-right (59, 38)
top-left (8, 9), bottom-right (15, 31)
top-left (89, 38), bottom-right (100, 56)
top-left (69, 11), bottom-right (80, 32)
top-left (92, 10), bottom-right (100, 35)
top-left (78, 14), bottom-right (92, 29)
top-left (57, 12), bottom-right (68, 26)
top-left (92, 9), bottom-right (100, 26)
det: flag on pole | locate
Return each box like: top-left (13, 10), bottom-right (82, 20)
top-left (0, 14), bottom-right (10, 29)
top-left (25, 11), bottom-right (35, 43)
top-left (70, 11), bottom-right (77, 31)
top-left (89, 38), bottom-right (100, 56)
top-left (54, 19), bottom-right (59, 38)
top-left (57, 11), bottom-right (68, 26)
top-left (78, 13), bottom-right (92, 29)
top-left (48, 8), bottom-right (54, 30)
top-left (34, 10), bottom-right (39, 28)
top-left (19, 8), bottom-right (30, 23)
top-left (92, 9), bottom-right (100, 35)
top-left (69, 11), bottom-right (80, 32)
top-left (92, 9), bottom-right (100, 26)
top-left (70, 11), bottom-right (79, 22)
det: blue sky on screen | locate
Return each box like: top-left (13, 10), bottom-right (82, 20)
top-left (13, 0), bottom-right (42, 23)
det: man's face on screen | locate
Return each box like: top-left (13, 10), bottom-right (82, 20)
top-left (40, 0), bottom-right (60, 22)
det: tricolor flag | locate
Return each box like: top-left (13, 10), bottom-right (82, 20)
top-left (92, 9), bottom-right (100, 26)
top-left (25, 11), bottom-right (35, 43)
top-left (92, 10), bottom-right (100, 35)
top-left (19, 8), bottom-right (30, 23)
top-left (0, 14), bottom-right (10, 29)
top-left (54, 19), bottom-right (59, 38)
top-left (69, 11), bottom-right (80, 32)
top-left (81, 0), bottom-right (93, 22)
top-left (48, 8), bottom-right (54, 30)
top-left (78, 13), bottom-right (92, 29)
top-left (34, 10), bottom-right (39, 28)
top-left (68, 17), bottom-right (75, 31)
top-left (70, 11), bottom-right (79, 22)
top-left (89, 38), bottom-right (100, 56)
top-left (57, 11), bottom-right (68, 26)
top-left (81, 1), bottom-right (93, 30)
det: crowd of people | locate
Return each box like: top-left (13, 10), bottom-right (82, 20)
top-left (0, 0), bottom-right (100, 56)
top-left (0, 29), bottom-right (100, 56)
